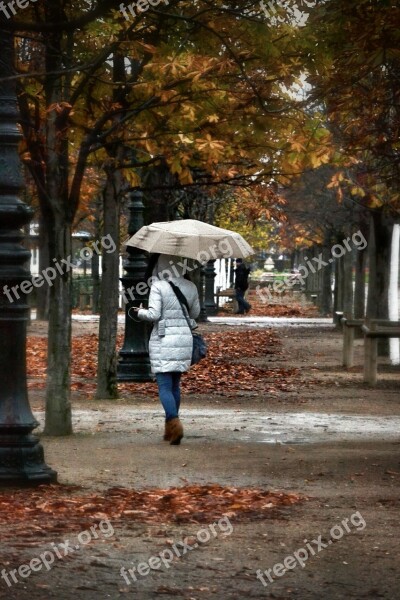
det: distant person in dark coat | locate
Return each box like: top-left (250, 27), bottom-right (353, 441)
top-left (234, 258), bottom-right (251, 314)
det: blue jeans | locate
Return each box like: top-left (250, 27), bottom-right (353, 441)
top-left (155, 372), bottom-right (182, 421)
top-left (235, 288), bottom-right (251, 314)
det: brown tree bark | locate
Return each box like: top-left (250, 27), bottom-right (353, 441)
top-left (366, 211), bottom-right (391, 320)
top-left (43, 3), bottom-right (73, 435)
top-left (95, 170), bottom-right (121, 399)
top-left (343, 246), bottom-right (354, 318)
top-left (43, 215), bottom-right (73, 435)
top-left (320, 245), bottom-right (333, 316)
top-left (333, 255), bottom-right (344, 326)
top-left (95, 52), bottom-right (125, 399)
top-left (354, 245), bottom-right (367, 320)
top-left (366, 211), bottom-right (392, 355)
top-left (143, 162), bottom-right (171, 223)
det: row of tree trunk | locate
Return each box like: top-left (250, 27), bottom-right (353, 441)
top-left (296, 212), bottom-right (396, 328)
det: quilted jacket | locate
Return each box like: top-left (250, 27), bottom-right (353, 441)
top-left (137, 277), bottom-right (201, 373)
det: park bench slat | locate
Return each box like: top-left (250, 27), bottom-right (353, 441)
top-left (362, 325), bottom-right (400, 338)
top-left (341, 318), bottom-right (400, 382)
top-left (341, 318), bottom-right (364, 327)
top-left (361, 324), bottom-right (400, 386)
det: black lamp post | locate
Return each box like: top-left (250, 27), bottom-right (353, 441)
top-left (204, 259), bottom-right (217, 315)
top-left (117, 190), bottom-right (152, 382)
top-left (0, 27), bottom-right (56, 484)
top-left (197, 264), bottom-right (208, 322)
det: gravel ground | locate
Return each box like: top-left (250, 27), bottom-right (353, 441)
top-left (1, 321), bottom-right (399, 600)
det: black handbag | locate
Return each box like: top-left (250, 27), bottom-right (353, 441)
top-left (168, 282), bottom-right (207, 366)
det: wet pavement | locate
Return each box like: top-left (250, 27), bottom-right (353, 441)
top-left (65, 313), bottom-right (334, 328)
top-left (208, 316), bottom-right (333, 328)
top-left (35, 407), bottom-right (400, 445)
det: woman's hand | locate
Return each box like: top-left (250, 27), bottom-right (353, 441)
top-left (128, 304), bottom-right (144, 321)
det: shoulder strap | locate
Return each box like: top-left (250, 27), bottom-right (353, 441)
top-left (168, 281), bottom-right (192, 330)
top-left (169, 281), bottom-right (190, 311)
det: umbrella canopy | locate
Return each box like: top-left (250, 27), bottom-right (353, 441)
top-left (125, 219), bottom-right (254, 261)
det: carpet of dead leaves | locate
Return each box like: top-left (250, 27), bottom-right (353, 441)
top-left (218, 292), bottom-right (320, 318)
top-left (27, 329), bottom-right (303, 399)
top-left (0, 484), bottom-right (305, 540)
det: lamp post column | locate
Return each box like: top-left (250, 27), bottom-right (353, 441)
top-left (204, 259), bottom-right (217, 315)
top-left (0, 25), bottom-right (56, 483)
top-left (197, 264), bottom-right (208, 322)
top-left (117, 190), bottom-right (152, 381)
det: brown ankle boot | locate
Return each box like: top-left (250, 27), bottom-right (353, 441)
top-left (169, 418), bottom-right (183, 445)
top-left (163, 420), bottom-right (172, 441)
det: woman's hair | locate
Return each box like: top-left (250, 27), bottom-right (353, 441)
top-left (144, 253), bottom-right (160, 282)
top-left (144, 253), bottom-right (195, 283)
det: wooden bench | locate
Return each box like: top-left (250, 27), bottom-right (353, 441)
top-left (340, 316), bottom-right (364, 367)
top-left (362, 321), bottom-right (400, 386)
top-left (79, 291), bottom-right (93, 309)
top-left (215, 288), bottom-right (238, 312)
top-left (340, 316), bottom-right (400, 369)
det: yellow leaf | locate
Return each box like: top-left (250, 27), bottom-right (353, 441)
top-left (350, 186), bottom-right (366, 197)
top-left (122, 169), bottom-right (141, 187)
top-left (179, 168), bottom-right (193, 185)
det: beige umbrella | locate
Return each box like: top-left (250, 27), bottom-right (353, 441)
top-left (125, 219), bottom-right (254, 261)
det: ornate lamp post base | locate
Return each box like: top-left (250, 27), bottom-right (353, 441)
top-left (117, 354), bottom-right (152, 382)
top-left (0, 435), bottom-right (57, 484)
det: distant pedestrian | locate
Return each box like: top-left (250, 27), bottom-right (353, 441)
top-left (132, 254), bottom-right (200, 445)
top-left (234, 258), bottom-right (251, 314)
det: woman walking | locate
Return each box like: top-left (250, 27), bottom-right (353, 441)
top-left (133, 254), bottom-right (200, 445)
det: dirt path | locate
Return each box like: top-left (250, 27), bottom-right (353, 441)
top-left (1, 322), bottom-right (399, 600)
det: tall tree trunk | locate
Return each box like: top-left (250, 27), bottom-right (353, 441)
top-left (343, 246), bottom-right (354, 317)
top-left (333, 255), bottom-right (344, 326)
top-left (96, 172), bottom-right (120, 399)
top-left (92, 248), bottom-right (100, 314)
top-left (43, 0), bottom-right (74, 435)
top-left (143, 162), bottom-right (171, 223)
top-left (354, 245), bottom-right (367, 319)
top-left (389, 223), bottom-right (400, 364)
top-left (44, 215), bottom-right (73, 435)
top-left (366, 211), bottom-right (391, 320)
top-left (320, 245), bottom-right (333, 315)
top-left (366, 211), bottom-right (392, 355)
top-left (95, 52), bottom-right (125, 399)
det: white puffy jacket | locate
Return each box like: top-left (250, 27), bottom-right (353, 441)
top-left (137, 277), bottom-right (201, 373)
